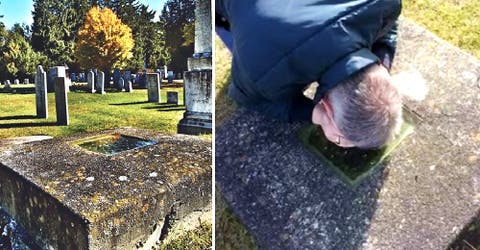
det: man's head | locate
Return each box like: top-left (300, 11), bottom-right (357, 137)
top-left (312, 63), bottom-right (403, 149)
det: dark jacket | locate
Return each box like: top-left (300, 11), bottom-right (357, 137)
top-left (216, 0), bottom-right (401, 122)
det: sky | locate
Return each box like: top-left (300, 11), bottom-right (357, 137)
top-left (0, 0), bottom-right (167, 29)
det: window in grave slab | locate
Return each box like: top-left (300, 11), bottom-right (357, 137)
top-left (298, 106), bottom-right (422, 187)
top-left (73, 134), bottom-right (156, 156)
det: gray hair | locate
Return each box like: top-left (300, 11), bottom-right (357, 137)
top-left (328, 64), bottom-right (403, 149)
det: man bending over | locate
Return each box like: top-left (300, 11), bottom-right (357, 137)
top-left (216, 0), bottom-right (403, 149)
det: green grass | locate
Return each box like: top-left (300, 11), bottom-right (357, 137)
top-left (403, 0), bottom-right (480, 58)
top-left (215, 36), bottom-right (236, 126)
top-left (215, 191), bottom-right (257, 250)
top-left (157, 223), bottom-right (212, 250)
top-left (0, 84), bottom-right (187, 139)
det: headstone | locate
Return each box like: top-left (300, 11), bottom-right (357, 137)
top-left (24, 79), bottom-right (29, 84)
top-left (104, 71), bottom-right (111, 88)
top-left (96, 71), bottom-right (105, 94)
top-left (125, 80), bottom-right (133, 93)
top-left (123, 71), bottom-right (131, 83)
top-left (147, 73), bottom-right (160, 103)
top-left (167, 91), bottom-right (179, 105)
top-left (164, 66), bottom-right (168, 79)
top-left (35, 66), bottom-right (48, 119)
top-left (167, 71), bottom-right (174, 84)
top-left (70, 73), bottom-right (76, 83)
top-left (54, 77), bottom-right (68, 125)
top-left (118, 78), bottom-right (125, 91)
top-left (178, 0), bottom-right (212, 135)
top-left (140, 70), bottom-right (148, 88)
top-left (4, 80), bottom-right (11, 90)
top-left (134, 73), bottom-right (140, 84)
top-left (47, 66), bottom-right (66, 92)
top-left (193, 0), bottom-right (211, 56)
top-left (14, 79), bottom-right (19, 85)
top-left (87, 71), bottom-right (95, 93)
top-left (113, 68), bottom-right (121, 88)
top-left (79, 73), bottom-right (86, 82)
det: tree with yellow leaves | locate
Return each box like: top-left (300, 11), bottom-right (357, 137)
top-left (75, 6), bottom-right (134, 71)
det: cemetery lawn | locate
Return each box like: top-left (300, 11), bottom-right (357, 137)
top-left (403, 0), bottom-right (480, 58)
top-left (0, 85), bottom-right (187, 139)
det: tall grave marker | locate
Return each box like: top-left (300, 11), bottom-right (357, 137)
top-left (178, 0), bottom-right (212, 134)
top-left (96, 71), bottom-right (105, 94)
top-left (54, 77), bottom-right (69, 125)
top-left (35, 65), bottom-right (48, 118)
top-left (87, 70), bottom-right (95, 93)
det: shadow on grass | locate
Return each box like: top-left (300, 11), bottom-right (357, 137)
top-left (0, 122), bottom-right (59, 128)
top-left (110, 101), bottom-right (150, 106)
top-left (0, 115), bottom-right (39, 120)
top-left (143, 103), bottom-right (186, 112)
top-left (0, 88), bottom-right (35, 94)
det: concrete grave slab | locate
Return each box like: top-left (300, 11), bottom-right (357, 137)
top-left (216, 18), bottom-right (480, 249)
top-left (0, 128), bottom-right (211, 249)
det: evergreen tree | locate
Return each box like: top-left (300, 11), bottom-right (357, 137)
top-left (31, 0), bottom-right (92, 70)
top-left (159, 0), bottom-right (195, 73)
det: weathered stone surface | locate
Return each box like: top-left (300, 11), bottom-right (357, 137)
top-left (54, 77), bottom-right (69, 126)
top-left (188, 57), bottom-right (212, 71)
top-left (194, 0), bottom-right (211, 55)
top-left (178, 70), bottom-right (212, 135)
top-left (147, 73), bottom-right (161, 103)
top-left (216, 19), bottom-right (480, 249)
top-left (35, 65), bottom-right (48, 119)
top-left (0, 128), bottom-right (211, 250)
top-left (183, 71), bottom-right (212, 114)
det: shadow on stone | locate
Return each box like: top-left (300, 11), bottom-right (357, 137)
top-left (448, 211), bottom-right (480, 249)
top-left (0, 207), bottom-right (41, 250)
top-left (216, 108), bottom-right (388, 249)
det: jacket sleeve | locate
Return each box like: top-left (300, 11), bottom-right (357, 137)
top-left (372, 20), bottom-right (398, 71)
